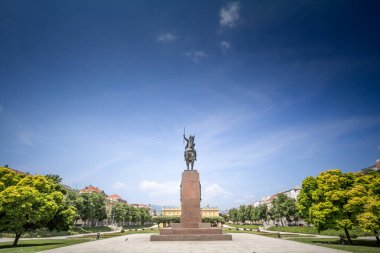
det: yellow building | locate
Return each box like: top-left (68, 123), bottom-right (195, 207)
top-left (161, 207), bottom-right (219, 217)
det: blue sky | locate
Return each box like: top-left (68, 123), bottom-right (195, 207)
top-left (1, 0), bottom-right (380, 210)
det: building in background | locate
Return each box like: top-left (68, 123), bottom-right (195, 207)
top-left (161, 207), bottom-right (220, 217)
top-left (79, 185), bottom-right (106, 195)
top-left (362, 159), bottom-right (380, 173)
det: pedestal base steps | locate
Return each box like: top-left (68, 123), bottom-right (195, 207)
top-left (150, 234), bottom-right (232, 241)
top-left (150, 170), bottom-right (232, 241)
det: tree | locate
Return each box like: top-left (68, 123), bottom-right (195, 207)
top-left (45, 174), bottom-right (62, 184)
top-left (257, 204), bottom-right (268, 224)
top-left (0, 172), bottom-right (65, 246)
top-left (112, 203), bottom-right (127, 226)
top-left (131, 206), bottom-right (142, 225)
top-left (140, 207), bottom-right (152, 225)
top-left (65, 189), bottom-right (84, 224)
top-left (353, 172), bottom-right (380, 244)
top-left (153, 216), bottom-right (179, 227)
top-left (238, 205), bottom-right (247, 223)
top-left (0, 167), bottom-right (24, 191)
top-left (297, 170), bottom-right (357, 244)
top-left (228, 208), bottom-right (239, 224)
top-left (202, 216), bottom-right (225, 227)
top-left (80, 192), bottom-right (107, 226)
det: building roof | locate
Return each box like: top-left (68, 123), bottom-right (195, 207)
top-left (107, 194), bottom-right (128, 203)
top-left (361, 159), bottom-right (380, 173)
top-left (79, 185), bottom-right (105, 194)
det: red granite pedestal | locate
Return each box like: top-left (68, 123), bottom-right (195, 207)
top-left (150, 170), bottom-right (232, 241)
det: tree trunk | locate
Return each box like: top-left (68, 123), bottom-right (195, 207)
top-left (344, 228), bottom-right (353, 245)
top-left (374, 230), bottom-right (380, 246)
top-left (13, 232), bottom-right (21, 247)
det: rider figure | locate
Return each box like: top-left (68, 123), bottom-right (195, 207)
top-left (183, 134), bottom-right (197, 161)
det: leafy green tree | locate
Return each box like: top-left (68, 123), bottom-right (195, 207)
top-left (93, 194), bottom-right (107, 225)
top-left (238, 205), bottom-right (247, 223)
top-left (131, 206), bottom-right (142, 225)
top-left (268, 193), bottom-right (297, 225)
top-left (111, 203), bottom-right (127, 226)
top-left (0, 173), bottom-right (64, 246)
top-left (80, 192), bottom-right (107, 226)
top-left (124, 204), bottom-right (133, 225)
top-left (153, 216), bottom-right (180, 227)
top-left (65, 189), bottom-right (84, 224)
top-left (139, 207), bottom-right (152, 225)
top-left (257, 204), bottom-right (268, 224)
top-left (353, 172), bottom-right (380, 244)
top-left (228, 208), bottom-right (239, 224)
top-left (202, 216), bottom-right (224, 226)
top-left (45, 174), bottom-right (62, 184)
top-left (222, 213), bottom-right (229, 223)
top-left (0, 167), bottom-right (25, 191)
top-left (297, 170), bottom-right (357, 244)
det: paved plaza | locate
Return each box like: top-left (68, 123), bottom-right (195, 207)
top-left (42, 233), bottom-right (349, 253)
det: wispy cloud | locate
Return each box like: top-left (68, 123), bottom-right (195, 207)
top-left (219, 2), bottom-right (240, 28)
top-left (139, 180), bottom-right (179, 196)
top-left (204, 183), bottom-right (231, 199)
top-left (156, 33), bottom-right (177, 44)
top-left (0, 105), bottom-right (3, 112)
top-left (184, 50), bottom-right (208, 62)
top-left (220, 41), bottom-right (231, 54)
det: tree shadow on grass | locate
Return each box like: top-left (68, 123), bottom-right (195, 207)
top-left (311, 239), bottom-right (380, 248)
top-left (0, 242), bottom-right (64, 249)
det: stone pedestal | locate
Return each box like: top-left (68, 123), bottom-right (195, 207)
top-left (150, 170), bottom-right (232, 241)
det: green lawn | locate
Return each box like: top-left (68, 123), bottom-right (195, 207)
top-left (80, 228), bottom-right (159, 239)
top-left (227, 224), bottom-right (259, 229)
top-left (223, 228), bottom-right (315, 238)
top-left (268, 226), bottom-right (374, 236)
top-left (0, 238), bottom-right (92, 253)
top-left (122, 224), bottom-right (154, 229)
top-left (267, 226), bottom-right (373, 237)
top-left (289, 238), bottom-right (380, 253)
top-left (1, 226), bottom-right (116, 238)
top-left (0, 228), bottom-right (159, 252)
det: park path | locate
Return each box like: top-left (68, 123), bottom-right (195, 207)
top-left (41, 232), bottom-right (349, 253)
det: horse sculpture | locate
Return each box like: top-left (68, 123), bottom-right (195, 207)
top-left (183, 134), bottom-right (197, 170)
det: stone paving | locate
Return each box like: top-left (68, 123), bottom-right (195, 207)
top-left (41, 232), bottom-right (349, 253)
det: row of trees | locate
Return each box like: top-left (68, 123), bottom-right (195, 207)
top-left (227, 193), bottom-right (299, 225)
top-left (0, 166), bottom-right (153, 246)
top-left (111, 202), bottom-right (152, 226)
top-left (227, 169), bottom-right (380, 245)
top-left (297, 169), bottom-right (380, 244)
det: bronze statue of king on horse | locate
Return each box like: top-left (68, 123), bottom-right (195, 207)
top-left (183, 134), bottom-right (197, 170)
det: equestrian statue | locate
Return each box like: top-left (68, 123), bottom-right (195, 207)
top-left (183, 133), bottom-right (197, 170)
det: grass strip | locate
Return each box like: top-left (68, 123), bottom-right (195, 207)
top-left (289, 237), bottom-right (380, 253)
top-left (0, 238), bottom-right (92, 253)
